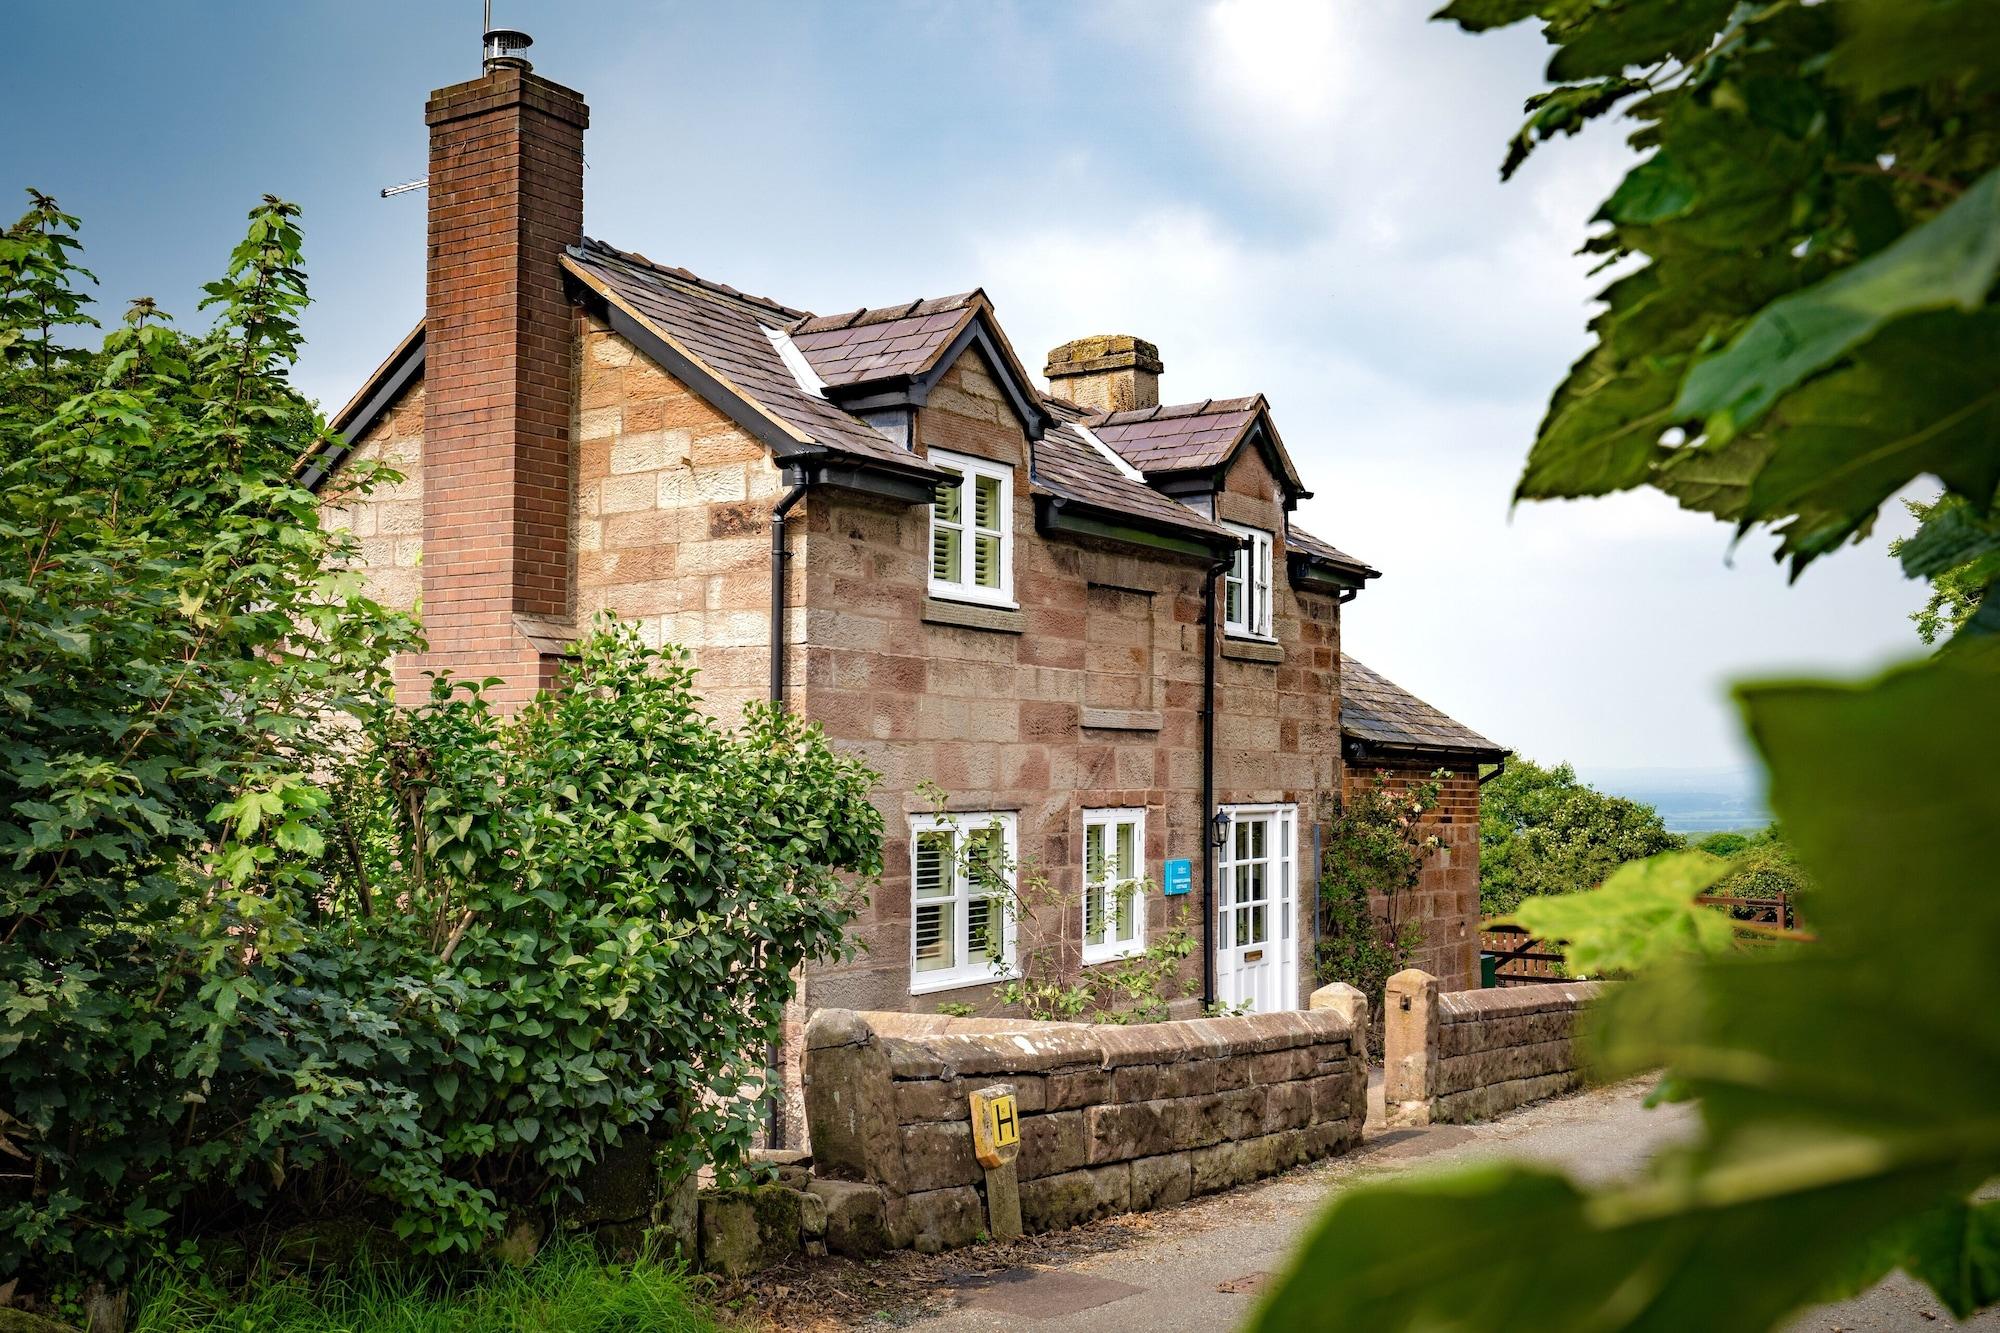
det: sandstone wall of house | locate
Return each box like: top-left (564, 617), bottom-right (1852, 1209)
top-left (1384, 970), bottom-right (1606, 1126)
top-left (574, 315), bottom-right (795, 726)
top-left (803, 1005), bottom-right (1366, 1251)
top-left (1344, 758), bottom-right (1482, 993)
top-left (796, 346), bottom-right (1346, 1022)
top-left (320, 383), bottom-right (426, 617)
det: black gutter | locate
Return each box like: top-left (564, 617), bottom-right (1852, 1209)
top-left (763, 465), bottom-right (813, 1154)
top-left (1035, 495), bottom-right (1234, 561)
top-left (1343, 737), bottom-right (1512, 769)
top-left (1199, 551), bottom-right (1231, 1009)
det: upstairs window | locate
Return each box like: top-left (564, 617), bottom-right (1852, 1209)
top-left (1223, 523), bottom-right (1273, 638)
top-left (929, 449), bottom-right (1014, 606)
top-left (909, 811), bottom-right (1017, 993)
top-left (1082, 808), bottom-right (1146, 963)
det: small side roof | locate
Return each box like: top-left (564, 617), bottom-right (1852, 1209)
top-left (1087, 395), bottom-right (1308, 498)
top-left (1288, 524), bottom-right (1380, 584)
top-left (1035, 398), bottom-right (1237, 552)
top-left (1341, 656), bottom-right (1506, 764)
top-left (788, 294), bottom-right (983, 388)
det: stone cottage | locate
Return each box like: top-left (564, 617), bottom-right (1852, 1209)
top-left (307, 39), bottom-right (1505, 1143)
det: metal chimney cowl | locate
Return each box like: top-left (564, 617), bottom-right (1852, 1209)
top-left (483, 28), bottom-right (533, 73)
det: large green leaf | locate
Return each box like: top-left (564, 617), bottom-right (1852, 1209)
top-left (1257, 644), bottom-right (2000, 1330)
top-left (1675, 168), bottom-right (2000, 441)
top-left (1498, 851), bottom-right (1734, 975)
top-left (1830, 0), bottom-right (2000, 98)
top-left (1741, 311), bottom-right (2000, 566)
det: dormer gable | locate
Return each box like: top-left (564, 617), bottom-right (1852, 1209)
top-left (790, 291), bottom-right (1051, 442)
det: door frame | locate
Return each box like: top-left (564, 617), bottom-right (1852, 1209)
top-left (1213, 802), bottom-right (1299, 1012)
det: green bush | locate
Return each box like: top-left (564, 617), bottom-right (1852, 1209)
top-left (0, 194), bottom-right (881, 1293)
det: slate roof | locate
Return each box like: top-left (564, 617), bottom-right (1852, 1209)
top-left (1340, 656), bottom-right (1505, 760)
top-left (565, 240), bottom-right (919, 468)
top-left (319, 238), bottom-right (1362, 567)
top-left (1287, 525), bottom-right (1380, 580)
top-left (1036, 401), bottom-right (1235, 544)
top-left (1089, 397), bottom-right (1265, 472)
top-left (789, 295), bottom-right (981, 387)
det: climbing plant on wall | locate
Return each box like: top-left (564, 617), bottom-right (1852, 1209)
top-left (1313, 772), bottom-right (1438, 1013)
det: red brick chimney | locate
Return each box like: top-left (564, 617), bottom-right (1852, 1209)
top-left (414, 47), bottom-right (588, 709)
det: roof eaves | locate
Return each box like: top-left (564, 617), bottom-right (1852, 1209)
top-left (299, 320), bottom-right (425, 493)
top-left (1035, 492), bottom-right (1238, 559)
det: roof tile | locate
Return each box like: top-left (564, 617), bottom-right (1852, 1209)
top-left (1341, 656), bottom-right (1504, 759)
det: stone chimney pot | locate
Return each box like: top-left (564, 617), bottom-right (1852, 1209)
top-left (1044, 335), bottom-right (1163, 414)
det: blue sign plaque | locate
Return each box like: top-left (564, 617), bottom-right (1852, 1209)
top-left (1163, 857), bottom-right (1194, 897)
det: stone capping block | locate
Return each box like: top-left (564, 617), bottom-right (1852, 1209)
top-left (1436, 980), bottom-right (1607, 1022)
top-left (922, 597), bottom-right (1025, 634)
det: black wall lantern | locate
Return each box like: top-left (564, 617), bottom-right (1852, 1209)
top-left (1210, 808), bottom-right (1231, 850)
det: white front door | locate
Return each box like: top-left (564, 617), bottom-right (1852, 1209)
top-left (1215, 804), bottom-right (1298, 1012)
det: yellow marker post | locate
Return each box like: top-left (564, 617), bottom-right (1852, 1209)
top-left (968, 1084), bottom-right (1023, 1238)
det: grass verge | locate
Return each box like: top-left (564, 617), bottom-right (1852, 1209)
top-left (128, 1239), bottom-right (721, 1333)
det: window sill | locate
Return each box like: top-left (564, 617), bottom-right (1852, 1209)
top-left (1082, 707), bottom-right (1163, 732)
top-left (923, 598), bottom-right (1025, 634)
top-left (1222, 636), bottom-right (1283, 664)
top-left (909, 967), bottom-right (1019, 997)
top-left (1082, 946), bottom-right (1147, 967)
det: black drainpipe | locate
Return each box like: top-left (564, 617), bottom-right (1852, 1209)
top-left (1200, 551), bottom-right (1229, 1009)
top-left (764, 466), bottom-right (811, 1151)
top-left (769, 468), bottom-right (810, 710)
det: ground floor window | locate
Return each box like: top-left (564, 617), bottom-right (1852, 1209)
top-left (1082, 807), bottom-right (1146, 963)
top-left (908, 811), bottom-right (1016, 993)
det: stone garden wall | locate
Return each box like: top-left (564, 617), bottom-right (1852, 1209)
top-left (802, 1000), bottom-right (1368, 1253)
top-left (1383, 968), bottom-right (1609, 1126)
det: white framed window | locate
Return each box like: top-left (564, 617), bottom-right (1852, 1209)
top-left (1082, 808), bottom-right (1147, 964)
top-left (928, 449), bottom-right (1015, 606)
top-left (909, 811), bottom-right (1017, 994)
top-left (1222, 523), bottom-right (1273, 639)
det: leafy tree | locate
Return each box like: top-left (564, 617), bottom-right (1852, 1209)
top-left (0, 196), bottom-right (880, 1296)
top-left (1889, 493), bottom-right (2000, 643)
top-left (1255, 2), bottom-right (2000, 1328)
top-left (1478, 758), bottom-right (1681, 914)
top-left (1314, 773), bottom-right (1437, 1014)
top-left (1707, 825), bottom-right (1812, 901)
top-left (1693, 830), bottom-right (1749, 857)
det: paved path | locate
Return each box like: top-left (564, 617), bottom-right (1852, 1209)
top-left (895, 1078), bottom-right (1994, 1333)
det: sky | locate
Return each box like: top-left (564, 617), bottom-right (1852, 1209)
top-left (5, 0), bottom-right (1934, 775)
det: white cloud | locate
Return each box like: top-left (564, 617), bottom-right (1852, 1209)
top-left (966, 0), bottom-right (1931, 770)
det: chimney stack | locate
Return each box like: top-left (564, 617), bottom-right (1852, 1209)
top-left (415, 41), bottom-right (588, 708)
top-left (1044, 335), bottom-right (1162, 415)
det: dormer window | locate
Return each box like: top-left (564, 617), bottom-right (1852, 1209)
top-left (1222, 522), bottom-right (1273, 639)
top-left (928, 449), bottom-right (1014, 606)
